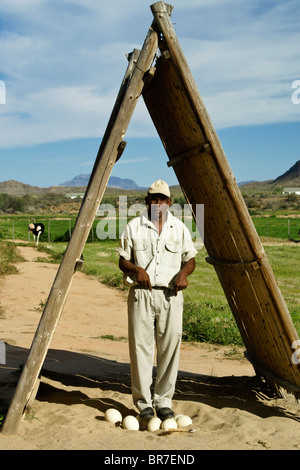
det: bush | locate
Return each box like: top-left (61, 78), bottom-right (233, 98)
top-left (0, 240), bottom-right (24, 276)
top-left (182, 299), bottom-right (243, 345)
top-left (0, 194), bottom-right (26, 213)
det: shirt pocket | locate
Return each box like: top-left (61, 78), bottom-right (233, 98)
top-left (132, 241), bottom-right (152, 267)
top-left (164, 240), bottom-right (182, 268)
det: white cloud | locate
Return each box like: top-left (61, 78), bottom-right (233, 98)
top-left (0, 0), bottom-right (299, 149)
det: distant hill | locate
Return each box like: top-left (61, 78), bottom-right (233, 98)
top-left (238, 180), bottom-right (257, 186)
top-left (60, 174), bottom-right (143, 190)
top-left (0, 176), bottom-right (144, 196)
top-left (0, 180), bottom-right (80, 196)
top-left (272, 160), bottom-right (300, 187)
top-left (0, 180), bottom-right (47, 196)
top-left (1, 160), bottom-right (300, 197)
top-left (239, 160), bottom-right (300, 193)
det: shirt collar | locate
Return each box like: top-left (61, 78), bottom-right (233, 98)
top-left (140, 209), bottom-right (174, 230)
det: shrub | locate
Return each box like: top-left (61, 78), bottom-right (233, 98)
top-left (182, 299), bottom-right (243, 345)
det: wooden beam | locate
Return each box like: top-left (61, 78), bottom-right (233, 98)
top-left (1, 27), bottom-right (158, 436)
top-left (206, 256), bottom-right (260, 272)
top-left (167, 143), bottom-right (211, 167)
top-left (145, 2), bottom-right (300, 396)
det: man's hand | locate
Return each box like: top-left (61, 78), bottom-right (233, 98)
top-left (174, 271), bottom-right (188, 296)
top-left (173, 258), bottom-right (196, 296)
top-left (119, 257), bottom-right (152, 290)
top-left (135, 266), bottom-right (152, 291)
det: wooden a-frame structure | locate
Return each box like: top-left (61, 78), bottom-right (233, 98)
top-left (2, 2), bottom-right (300, 435)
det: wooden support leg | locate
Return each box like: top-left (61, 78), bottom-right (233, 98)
top-left (1, 26), bottom-right (158, 436)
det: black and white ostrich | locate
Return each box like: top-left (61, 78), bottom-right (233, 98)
top-left (28, 219), bottom-right (45, 247)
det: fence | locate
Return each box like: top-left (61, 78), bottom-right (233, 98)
top-left (1, 216), bottom-right (300, 244)
top-left (0, 218), bottom-right (85, 243)
top-left (253, 217), bottom-right (300, 240)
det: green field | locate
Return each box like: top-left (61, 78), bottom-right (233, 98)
top-left (1, 213), bottom-right (300, 346)
top-left (31, 238), bottom-right (300, 347)
top-left (1, 213), bottom-right (300, 243)
top-left (253, 216), bottom-right (300, 240)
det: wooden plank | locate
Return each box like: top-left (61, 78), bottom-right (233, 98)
top-left (1, 28), bottom-right (158, 436)
top-left (167, 143), bottom-right (211, 167)
top-left (149, 2), bottom-right (263, 258)
top-left (143, 51), bottom-right (250, 262)
top-left (144, 2), bottom-right (300, 395)
top-left (206, 256), bottom-right (260, 271)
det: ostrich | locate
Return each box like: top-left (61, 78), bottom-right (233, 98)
top-left (28, 219), bottom-right (45, 247)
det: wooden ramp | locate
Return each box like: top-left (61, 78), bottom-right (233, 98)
top-left (2, 1), bottom-right (300, 435)
top-left (143, 2), bottom-right (300, 397)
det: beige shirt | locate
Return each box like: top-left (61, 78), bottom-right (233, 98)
top-left (117, 210), bottom-right (198, 288)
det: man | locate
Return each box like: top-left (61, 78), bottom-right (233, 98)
top-left (117, 179), bottom-right (197, 422)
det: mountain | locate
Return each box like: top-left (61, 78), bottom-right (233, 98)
top-left (60, 174), bottom-right (142, 190)
top-left (0, 180), bottom-right (46, 196)
top-left (1, 160), bottom-right (300, 197)
top-left (272, 160), bottom-right (300, 187)
top-left (238, 180), bottom-right (257, 186)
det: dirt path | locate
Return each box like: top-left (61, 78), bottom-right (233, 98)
top-left (1, 244), bottom-right (300, 451)
top-left (0, 243), bottom-right (253, 375)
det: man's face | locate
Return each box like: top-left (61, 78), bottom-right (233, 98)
top-left (146, 193), bottom-right (171, 221)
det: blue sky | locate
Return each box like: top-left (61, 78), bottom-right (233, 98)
top-left (0, 0), bottom-right (299, 188)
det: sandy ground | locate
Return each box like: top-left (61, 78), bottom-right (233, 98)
top-left (1, 243), bottom-right (300, 451)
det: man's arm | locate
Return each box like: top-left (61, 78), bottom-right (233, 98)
top-left (119, 257), bottom-right (152, 291)
top-left (173, 258), bottom-right (196, 296)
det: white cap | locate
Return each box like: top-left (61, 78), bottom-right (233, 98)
top-left (148, 179), bottom-right (170, 197)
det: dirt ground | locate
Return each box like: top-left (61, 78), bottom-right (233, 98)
top-left (1, 244), bottom-right (300, 451)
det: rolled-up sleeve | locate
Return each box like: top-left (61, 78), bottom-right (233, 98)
top-left (116, 226), bottom-right (133, 261)
top-left (181, 225), bottom-right (198, 263)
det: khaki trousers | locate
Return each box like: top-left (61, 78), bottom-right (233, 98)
top-left (127, 286), bottom-right (183, 411)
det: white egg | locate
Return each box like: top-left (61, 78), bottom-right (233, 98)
top-left (123, 415), bottom-right (139, 431)
top-left (160, 418), bottom-right (177, 431)
top-left (105, 408), bottom-right (122, 424)
top-left (174, 414), bottom-right (185, 420)
top-left (147, 417), bottom-right (162, 432)
top-left (176, 415), bottom-right (193, 427)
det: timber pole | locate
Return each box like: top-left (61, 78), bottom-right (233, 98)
top-left (2, 26), bottom-right (158, 436)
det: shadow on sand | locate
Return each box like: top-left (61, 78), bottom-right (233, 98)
top-left (1, 343), bottom-right (300, 424)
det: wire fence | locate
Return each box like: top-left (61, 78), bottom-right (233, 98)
top-left (253, 218), bottom-right (300, 240)
top-left (0, 218), bottom-right (87, 243)
top-left (1, 216), bottom-right (300, 244)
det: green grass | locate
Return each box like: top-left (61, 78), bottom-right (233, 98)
top-left (2, 211), bottom-right (300, 346)
top-left (252, 216), bottom-right (300, 239)
top-left (1, 214), bottom-right (299, 243)
top-left (0, 239), bottom-right (25, 276)
top-left (34, 238), bottom-right (300, 347)
top-left (0, 215), bottom-right (98, 243)
top-left (0, 239), bottom-right (26, 324)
